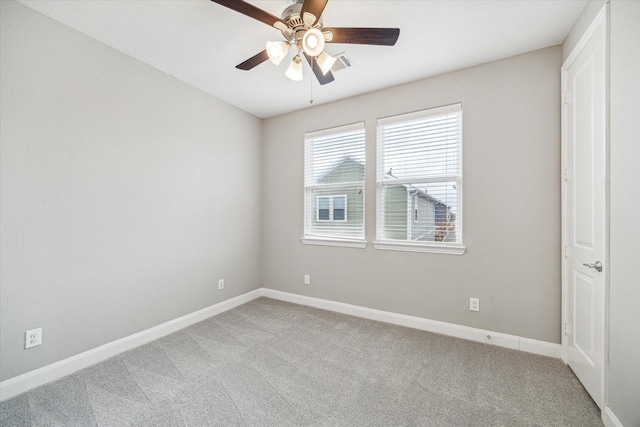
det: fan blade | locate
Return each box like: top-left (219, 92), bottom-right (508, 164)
top-left (300, 0), bottom-right (329, 26)
top-left (303, 53), bottom-right (335, 85)
top-left (324, 27), bottom-right (400, 46)
top-left (210, 0), bottom-right (288, 32)
top-left (236, 50), bottom-right (269, 70)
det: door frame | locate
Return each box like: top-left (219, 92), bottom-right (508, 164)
top-left (560, 3), bottom-right (609, 410)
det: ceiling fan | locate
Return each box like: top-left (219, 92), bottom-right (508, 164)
top-left (210, 0), bottom-right (400, 85)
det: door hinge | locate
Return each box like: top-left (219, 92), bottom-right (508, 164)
top-left (564, 245), bottom-right (571, 258)
top-left (563, 91), bottom-right (572, 104)
top-left (564, 322), bottom-right (572, 336)
top-left (563, 168), bottom-right (571, 181)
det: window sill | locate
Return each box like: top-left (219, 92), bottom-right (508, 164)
top-left (373, 241), bottom-right (466, 255)
top-left (301, 237), bottom-right (367, 249)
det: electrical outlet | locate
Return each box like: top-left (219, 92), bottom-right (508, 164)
top-left (469, 297), bottom-right (480, 312)
top-left (304, 274), bottom-right (310, 285)
top-left (25, 328), bottom-right (42, 349)
top-left (218, 279), bottom-right (224, 290)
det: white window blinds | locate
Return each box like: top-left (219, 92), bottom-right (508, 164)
top-left (304, 123), bottom-right (365, 240)
top-left (376, 104), bottom-right (462, 247)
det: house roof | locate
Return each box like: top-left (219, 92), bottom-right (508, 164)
top-left (316, 155), bottom-right (364, 183)
top-left (319, 156), bottom-right (449, 208)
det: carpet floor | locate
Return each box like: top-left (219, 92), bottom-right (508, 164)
top-left (1, 297), bottom-right (602, 426)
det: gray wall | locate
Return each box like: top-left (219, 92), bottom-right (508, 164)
top-left (0, 1), bottom-right (262, 381)
top-left (609, 1), bottom-right (640, 422)
top-left (262, 46), bottom-right (562, 343)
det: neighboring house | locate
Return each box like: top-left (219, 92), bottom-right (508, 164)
top-left (311, 156), bottom-right (455, 242)
top-left (382, 184), bottom-right (456, 243)
top-left (310, 156), bottom-right (365, 238)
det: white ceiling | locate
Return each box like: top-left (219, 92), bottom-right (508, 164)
top-left (18, 0), bottom-right (587, 119)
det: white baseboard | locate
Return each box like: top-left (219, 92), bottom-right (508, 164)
top-left (602, 406), bottom-right (624, 427)
top-left (1, 287), bottom-right (562, 402)
top-left (0, 289), bottom-right (263, 402)
top-left (261, 289), bottom-right (562, 359)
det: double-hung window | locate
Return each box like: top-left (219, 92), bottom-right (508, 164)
top-left (317, 195), bottom-right (347, 222)
top-left (303, 123), bottom-right (366, 247)
top-left (376, 104), bottom-right (464, 254)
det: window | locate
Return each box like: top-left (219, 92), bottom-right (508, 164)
top-left (317, 195), bottom-right (347, 222)
top-left (318, 196), bottom-right (331, 221)
top-left (376, 104), bottom-right (464, 254)
top-left (303, 123), bottom-right (366, 247)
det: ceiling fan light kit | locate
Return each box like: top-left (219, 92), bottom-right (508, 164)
top-left (301, 28), bottom-right (325, 57)
top-left (210, 0), bottom-right (400, 85)
top-left (316, 51), bottom-right (337, 75)
top-left (265, 40), bottom-right (290, 65)
top-left (285, 55), bottom-right (304, 81)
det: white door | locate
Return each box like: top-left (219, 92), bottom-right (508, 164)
top-left (562, 7), bottom-right (607, 409)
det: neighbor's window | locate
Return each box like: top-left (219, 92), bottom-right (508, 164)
top-left (303, 123), bottom-right (365, 246)
top-left (317, 195), bottom-right (347, 222)
top-left (375, 103), bottom-right (464, 254)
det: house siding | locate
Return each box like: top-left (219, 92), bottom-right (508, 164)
top-left (382, 185), bottom-right (409, 240)
top-left (309, 158), bottom-right (365, 238)
top-left (409, 193), bottom-right (437, 241)
top-left (309, 187), bottom-right (364, 238)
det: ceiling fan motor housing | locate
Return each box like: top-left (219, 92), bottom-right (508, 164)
top-left (281, 3), bottom-right (304, 29)
top-left (280, 0), bottom-right (323, 45)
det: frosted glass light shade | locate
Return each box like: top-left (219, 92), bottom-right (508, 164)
top-left (316, 51), bottom-right (337, 75)
top-left (285, 55), bottom-right (303, 81)
top-left (302, 28), bottom-right (325, 57)
top-left (266, 41), bottom-right (289, 65)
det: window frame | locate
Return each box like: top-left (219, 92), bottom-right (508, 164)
top-left (374, 103), bottom-right (466, 255)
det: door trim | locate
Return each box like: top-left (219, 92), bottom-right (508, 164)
top-left (560, 2), bottom-right (609, 410)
